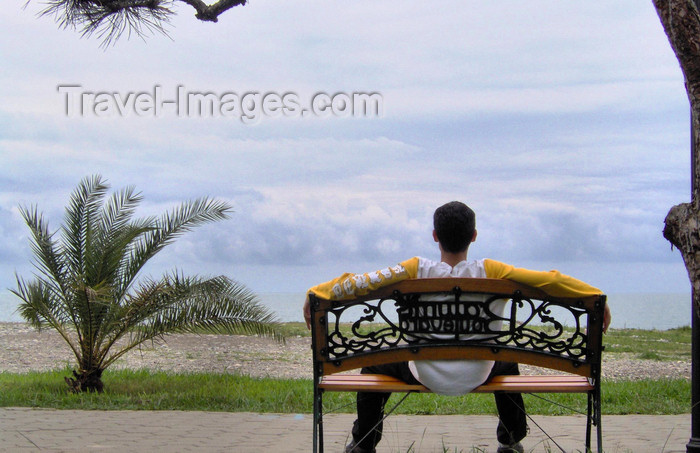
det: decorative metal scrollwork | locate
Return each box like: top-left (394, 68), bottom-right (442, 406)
top-left (322, 288), bottom-right (590, 363)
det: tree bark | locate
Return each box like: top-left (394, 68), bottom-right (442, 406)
top-left (655, 0), bottom-right (700, 313)
top-left (653, 2), bottom-right (700, 450)
top-left (179, 0), bottom-right (246, 22)
top-left (64, 369), bottom-right (104, 393)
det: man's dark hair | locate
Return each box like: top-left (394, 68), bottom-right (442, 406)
top-left (433, 201), bottom-right (476, 253)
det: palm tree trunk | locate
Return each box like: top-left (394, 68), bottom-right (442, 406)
top-left (65, 369), bottom-right (104, 393)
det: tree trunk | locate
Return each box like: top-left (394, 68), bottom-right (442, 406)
top-left (653, 2), bottom-right (700, 451)
top-left (654, 0), bottom-right (700, 313)
top-left (65, 369), bottom-right (104, 393)
top-left (664, 204), bottom-right (700, 312)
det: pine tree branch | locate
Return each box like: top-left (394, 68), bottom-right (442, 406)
top-left (30, 0), bottom-right (246, 45)
top-left (179, 0), bottom-right (246, 22)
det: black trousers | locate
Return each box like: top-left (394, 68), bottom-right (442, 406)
top-left (351, 361), bottom-right (528, 450)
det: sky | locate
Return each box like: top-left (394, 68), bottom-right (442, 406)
top-left (0, 1), bottom-right (694, 318)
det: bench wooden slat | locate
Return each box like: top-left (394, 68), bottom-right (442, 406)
top-left (476, 375), bottom-right (594, 393)
top-left (319, 373), bottom-right (594, 394)
top-left (319, 374), bottom-right (428, 392)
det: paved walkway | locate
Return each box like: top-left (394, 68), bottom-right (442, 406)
top-left (0, 408), bottom-right (690, 452)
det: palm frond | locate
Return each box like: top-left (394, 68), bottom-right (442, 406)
top-left (101, 273), bottom-right (282, 368)
top-left (12, 276), bottom-right (53, 329)
top-left (88, 185), bottom-right (147, 286)
top-left (90, 276), bottom-right (167, 364)
top-left (11, 275), bottom-right (82, 361)
top-left (118, 197), bottom-right (232, 296)
top-left (61, 175), bottom-right (109, 282)
top-left (111, 219), bottom-right (156, 299)
top-left (18, 206), bottom-right (74, 306)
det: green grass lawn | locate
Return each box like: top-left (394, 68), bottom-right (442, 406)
top-left (0, 326), bottom-right (692, 415)
top-left (0, 368), bottom-right (689, 415)
top-left (602, 326), bottom-right (691, 361)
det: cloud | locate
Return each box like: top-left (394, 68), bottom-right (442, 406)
top-left (0, 0), bottom-right (692, 299)
top-left (0, 206), bottom-right (28, 264)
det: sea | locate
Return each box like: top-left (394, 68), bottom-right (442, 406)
top-left (0, 292), bottom-right (693, 331)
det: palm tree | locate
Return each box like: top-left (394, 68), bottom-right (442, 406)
top-left (12, 175), bottom-right (281, 392)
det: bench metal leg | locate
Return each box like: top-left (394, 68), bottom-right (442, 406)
top-left (522, 390), bottom-right (600, 453)
top-left (313, 386), bottom-right (324, 453)
top-left (594, 385), bottom-right (603, 453)
top-left (585, 387), bottom-right (603, 453)
top-left (585, 391), bottom-right (593, 452)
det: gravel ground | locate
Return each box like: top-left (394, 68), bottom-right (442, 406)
top-left (0, 322), bottom-right (689, 381)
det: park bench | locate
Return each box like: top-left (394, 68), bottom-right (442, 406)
top-left (309, 277), bottom-right (606, 453)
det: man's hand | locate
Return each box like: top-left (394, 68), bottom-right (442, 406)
top-left (303, 295), bottom-right (311, 330)
top-left (603, 302), bottom-right (612, 334)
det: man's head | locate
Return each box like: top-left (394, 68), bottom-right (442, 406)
top-left (433, 201), bottom-right (476, 253)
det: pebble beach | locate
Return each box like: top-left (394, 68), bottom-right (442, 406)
top-left (0, 322), bottom-right (690, 381)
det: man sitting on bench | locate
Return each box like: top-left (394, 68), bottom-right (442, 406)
top-left (303, 201), bottom-right (612, 453)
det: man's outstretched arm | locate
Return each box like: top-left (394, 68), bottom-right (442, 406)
top-left (484, 259), bottom-right (612, 332)
top-left (302, 257), bottom-right (419, 329)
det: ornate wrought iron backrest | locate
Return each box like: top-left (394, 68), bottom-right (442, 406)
top-left (310, 278), bottom-right (606, 380)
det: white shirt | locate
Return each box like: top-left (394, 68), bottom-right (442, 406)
top-left (407, 257), bottom-right (504, 396)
